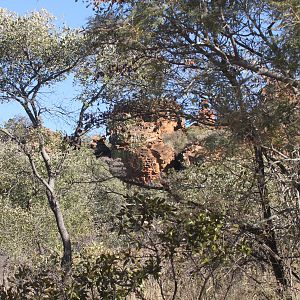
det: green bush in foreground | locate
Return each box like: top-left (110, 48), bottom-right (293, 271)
top-left (0, 251), bottom-right (159, 300)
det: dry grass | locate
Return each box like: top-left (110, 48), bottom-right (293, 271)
top-left (126, 265), bottom-right (300, 300)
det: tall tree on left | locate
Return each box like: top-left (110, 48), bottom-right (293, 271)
top-left (0, 9), bottom-right (85, 270)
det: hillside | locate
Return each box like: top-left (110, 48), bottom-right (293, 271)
top-left (0, 2), bottom-right (300, 299)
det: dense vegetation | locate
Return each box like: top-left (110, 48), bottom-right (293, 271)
top-left (0, 1), bottom-right (299, 299)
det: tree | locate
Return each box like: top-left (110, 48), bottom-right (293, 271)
top-left (0, 2), bottom-right (298, 298)
top-left (0, 9), bottom-right (85, 269)
top-left (80, 0), bottom-right (300, 297)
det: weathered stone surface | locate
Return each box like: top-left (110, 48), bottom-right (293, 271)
top-left (108, 99), bottom-right (184, 183)
top-left (92, 98), bottom-right (222, 183)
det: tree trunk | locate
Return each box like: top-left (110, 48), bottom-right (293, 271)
top-left (30, 135), bottom-right (73, 271)
top-left (46, 190), bottom-right (72, 270)
top-left (0, 256), bottom-right (8, 292)
top-left (37, 135), bottom-right (73, 270)
top-left (254, 145), bottom-right (291, 299)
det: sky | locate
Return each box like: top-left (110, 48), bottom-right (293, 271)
top-left (0, 0), bottom-right (94, 133)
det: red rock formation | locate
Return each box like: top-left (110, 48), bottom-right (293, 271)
top-left (108, 99), bottom-right (184, 183)
top-left (90, 98), bottom-right (226, 184)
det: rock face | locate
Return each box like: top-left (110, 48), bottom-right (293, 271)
top-left (108, 99), bottom-right (184, 183)
top-left (91, 99), bottom-right (220, 184)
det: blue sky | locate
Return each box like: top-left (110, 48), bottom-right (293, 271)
top-left (0, 0), bottom-right (94, 133)
top-left (0, 0), bottom-right (93, 27)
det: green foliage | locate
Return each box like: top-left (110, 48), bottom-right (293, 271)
top-left (70, 252), bottom-right (159, 299)
top-left (85, 0), bottom-right (300, 135)
top-left (0, 131), bottom-right (125, 260)
top-left (272, 0), bottom-right (300, 56)
top-left (116, 192), bottom-right (228, 263)
top-left (162, 129), bottom-right (188, 154)
top-left (0, 251), bottom-right (160, 300)
top-left (0, 1), bottom-right (299, 298)
top-left (0, 9), bottom-right (84, 98)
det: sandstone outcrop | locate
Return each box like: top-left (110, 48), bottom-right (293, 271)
top-left (92, 98), bottom-right (220, 184)
top-left (107, 99), bottom-right (184, 183)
